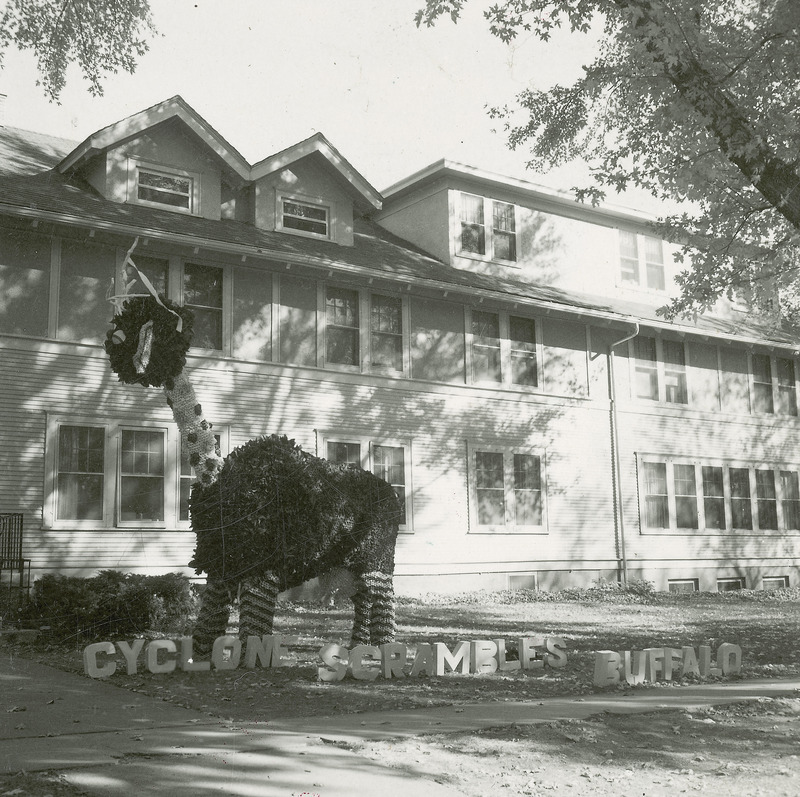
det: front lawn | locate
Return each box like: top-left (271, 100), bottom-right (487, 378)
top-left (4, 585), bottom-right (799, 721)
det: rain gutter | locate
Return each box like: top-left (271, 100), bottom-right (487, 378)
top-left (608, 322), bottom-right (640, 587)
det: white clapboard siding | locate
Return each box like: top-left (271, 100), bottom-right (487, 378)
top-left (616, 405), bottom-right (800, 566)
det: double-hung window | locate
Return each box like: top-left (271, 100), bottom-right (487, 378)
top-left (280, 197), bottom-right (329, 238)
top-left (321, 286), bottom-right (408, 374)
top-left (781, 470), bottom-right (800, 530)
top-left (751, 353), bottom-right (798, 416)
top-left (701, 466), bottom-right (725, 530)
top-left (619, 231), bottom-right (665, 290)
top-left (56, 425), bottom-right (106, 522)
top-left (460, 193), bottom-right (486, 256)
top-left (471, 310), bottom-right (501, 383)
top-left (323, 435), bottom-right (412, 529)
top-left (632, 336), bottom-right (688, 405)
top-left (370, 293), bottom-right (403, 372)
top-left (46, 417), bottom-right (227, 528)
top-left (663, 340), bottom-right (688, 404)
top-left (0, 227), bottom-right (51, 337)
top-left (47, 418), bottom-right (174, 528)
top-left (469, 444), bottom-right (545, 532)
top-left (634, 337), bottom-right (659, 401)
top-left (509, 315), bottom-right (538, 387)
top-left (492, 201), bottom-right (517, 261)
top-left (752, 354), bottom-right (774, 414)
top-left (179, 432), bottom-right (223, 522)
top-left (467, 308), bottom-right (540, 388)
top-left (639, 455), bottom-right (800, 533)
top-left (120, 429), bottom-right (165, 522)
top-left (183, 263), bottom-right (224, 350)
top-left (325, 286), bottom-right (360, 367)
top-left (132, 163), bottom-right (197, 214)
top-left (778, 358), bottom-right (798, 415)
top-left (458, 193), bottom-right (518, 263)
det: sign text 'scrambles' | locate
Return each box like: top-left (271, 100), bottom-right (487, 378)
top-left (82, 635), bottom-right (568, 679)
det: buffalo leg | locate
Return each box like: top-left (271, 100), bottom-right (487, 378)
top-left (350, 574), bottom-right (372, 646)
top-left (239, 572), bottom-right (280, 638)
top-left (363, 571), bottom-right (396, 645)
top-left (194, 576), bottom-right (231, 655)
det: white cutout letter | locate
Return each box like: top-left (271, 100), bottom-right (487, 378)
top-left (83, 641), bottom-right (116, 678)
top-left (211, 635), bottom-right (241, 671)
top-left (317, 642), bottom-right (348, 682)
top-left (117, 639), bottom-right (145, 675)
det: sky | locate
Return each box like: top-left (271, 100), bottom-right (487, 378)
top-left (0, 0), bottom-right (607, 198)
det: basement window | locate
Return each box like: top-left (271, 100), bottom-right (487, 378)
top-left (717, 577), bottom-right (746, 592)
top-left (668, 578), bottom-right (699, 593)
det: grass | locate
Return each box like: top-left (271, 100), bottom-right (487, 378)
top-left (3, 584), bottom-right (800, 796)
top-left (4, 584), bottom-right (799, 721)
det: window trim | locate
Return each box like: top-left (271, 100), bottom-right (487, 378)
top-left (617, 230), bottom-right (665, 292)
top-left (128, 160), bottom-right (200, 215)
top-left (368, 291), bottom-right (409, 375)
top-left (637, 453), bottom-right (800, 535)
top-left (455, 192), bottom-right (519, 265)
top-left (762, 575), bottom-right (790, 590)
top-left (319, 283), bottom-right (410, 376)
top-left (749, 351), bottom-right (799, 417)
top-left (467, 441), bottom-right (548, 534)
top-left (629, 335), bottom-right (688, 406)
top-left (318, 431), bottom-right (414, 533)
top-left (44, 415), bottom-right (180, 530)
top-left (180, 259), bottom-right (230, 354)
top-left (464, 307), bottom-right (542, 389)
top-left (717, 577), bottom-right (746, 592)
top-left (276, 193), bottom-right (332, 240)
top-left (668, 578), bottom-right (699, 593)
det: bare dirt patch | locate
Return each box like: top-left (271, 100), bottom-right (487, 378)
top-left (353, 697), bottom-right (800, 796)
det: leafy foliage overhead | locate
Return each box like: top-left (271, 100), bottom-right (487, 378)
top-left (0, 0), bottom-right (156, 101)
top-left (416, 1), bottom-right (800, 320)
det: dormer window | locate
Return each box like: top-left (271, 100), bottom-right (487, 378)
top-left (458, 193), bottom-right (517, 263)
top-left (280, 197), bottom-right (329, 238)
top-left (130, 161), bottom-right (199, 214)
top-left (619, 231), bottom-right (665, 291)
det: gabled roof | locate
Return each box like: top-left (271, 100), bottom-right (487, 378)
top-left (55, 96), bottom-right (382, 210)
top-left (57, 95), bottom-right (252, 179)
top-left (382, 158), bottom-right (660, 230)
top-left (250, 131), bottom-right (381, 211)
top-left (0, 126), bottom-right (76, 176)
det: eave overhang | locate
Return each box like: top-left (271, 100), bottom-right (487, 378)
top-left (250, 132), bottom-right (382, 212)
top-left (2, 197), bottom-right (795, 354)
top-left (382, 159), bottom-right (662, 232)
top-left (57, 95), bottom-right (252, 181)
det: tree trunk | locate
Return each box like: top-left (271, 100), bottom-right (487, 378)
top-left (614, 0), bottom-right (800, 231)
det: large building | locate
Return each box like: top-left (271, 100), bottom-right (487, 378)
top-left (1, 96), bottom-right (798, 594)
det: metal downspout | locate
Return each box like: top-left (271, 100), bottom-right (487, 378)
top-left (609, 323), bottom-right (639, 587)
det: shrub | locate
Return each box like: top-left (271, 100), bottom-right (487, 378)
top-left (623, 578), bottom-right (656, 599)
top-left (21, 571), bottom-right (198, 642)
top-left (0, 586), bottom-right (28, 631)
